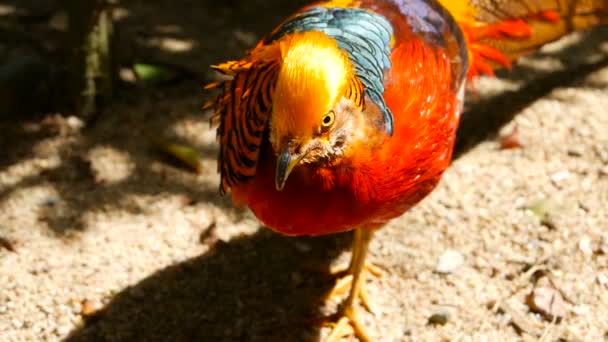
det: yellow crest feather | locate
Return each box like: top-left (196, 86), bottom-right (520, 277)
top-left (272, 31), bottom-right (353, 138)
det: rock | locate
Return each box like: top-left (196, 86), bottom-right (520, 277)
top-left (0, 236), bottom-right (16, 252)
top-left (199, 221), bottom-right (218, 245)
top-left (597, 273), bottom-right (608, 288)
top-left (41, 196), bottom-right (58, 207)
top-left (600, 238), bottom-right (608, 255)
top-left (578, 235), bottom-right (594, 256)
top-left (567, 146), bottom-right (584, 157)
top-left (571, 304), bottom-right (590, 317)
top-left (499, 125), bottom-right (524, 150)
top-left (550, 170), bottom-right (570, 183)
top-left (428, 312), bottom-right (450, 326)
top-left (435, 250), bottom-right (464, 274)
top-left (526, 287), bottom-right (566, 321)
top-left (66, 116), bottom-right (84, 131)
top-left (80, 299), bottom-right (103, 318)
top-left (11, 318), bottom-right (23, 329)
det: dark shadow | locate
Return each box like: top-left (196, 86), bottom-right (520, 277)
top-left (455, 55), bottom-right (608, 157)
top-left (64, 229), bottom-right (351, 342)
top-left (113, 0), bottom-right (311, 77)
top-left (0, 95), bottom-right (242, 234)
top-left (455, 26), bottom-right (608, 157)
top-left (0, 120), bottom-right (55, 169)
top-left (0, 0), bottom-right (310, 234)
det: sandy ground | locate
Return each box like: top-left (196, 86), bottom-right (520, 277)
top-left (1, 1), bottom-right (608, 341)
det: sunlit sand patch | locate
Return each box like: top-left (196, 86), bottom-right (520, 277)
top-left (87, 146), bottom-right (135, 184)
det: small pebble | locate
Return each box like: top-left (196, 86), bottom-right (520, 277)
top-left (55, 324), bottom-right (71, 336)
top-left (0, 236), bottom-right (16, 252)
top-left (571, 305), bottom-right (590, 317)
top-left (600, 240), bottom-right (608, 255)
top-left (526, 287), bottom-right (566, 321)
top-left (567, 146), bottom-right (584, 157)
top-left (41, 196), bottom-right (58, 207)
top-left (428, 312), bottom-right (450, 326)
top-left (119, 68), bottom-right (137, 83)
top-left (80, 299), bottom-right (103, 318)
top-left (597, 273), bottom-right (608, 287)
top-left (578, 235), bottom-right (594, 256)
top-left (66, 116), bottom-right (84, 131)
top-left (199, 221), bottom-right (218, 245)
top-left (550, 170), bottom-right (570, 183)
top-left (499, 125), bottom-right (524, 150)
top-left (435, 250), bottom-right (464, 274)
top-left (11, 319), bottom-right (23, 329)
top-left (294, 241), bottom-right (312, 253)
top-left (178, 194), bottom-right (196, 206)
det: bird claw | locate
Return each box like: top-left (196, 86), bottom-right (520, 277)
top-left (325, 262), bottom-right (383, 314)
top-left (317, 228), bottom-right (377, 341)
top-left (323, 305), bottom-right (372, 342)
top-left (329, 261), bottom-right (384, 278)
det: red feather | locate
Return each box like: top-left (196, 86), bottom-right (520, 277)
top-left (232, 36), bottom-right (460, 236)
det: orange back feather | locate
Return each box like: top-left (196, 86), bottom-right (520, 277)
top-left (438, 0), bottom-right (608, 78)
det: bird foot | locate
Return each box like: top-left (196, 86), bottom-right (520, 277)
top-left (318, 228), bottom-right (378, 341)
top-left (323, 304), bottom-right (372, 342)
top-left (328, 261), bottom-right (384, 278)
top-left (325, 262), bottom-right (383, 314)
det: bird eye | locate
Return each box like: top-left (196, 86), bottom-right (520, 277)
top-left (321, 111), bottom-right (335, 128)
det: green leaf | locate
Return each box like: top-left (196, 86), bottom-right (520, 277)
top-left (133, 63), bottom-right (179, 84)
top-left (526, 199), bottom-right (553, 219)
top-left (161, 142), bottom-right (202, 173)
top-left (148, 134), bottom-right (202, 173)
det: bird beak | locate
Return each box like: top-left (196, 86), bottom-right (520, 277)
top-left (275, 146), bottom-right (301, 191)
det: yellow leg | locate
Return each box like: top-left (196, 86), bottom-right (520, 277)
top-left (325, 229), bottom-right (383, 313)
top-left (326, 261), bottom-right (382, 313)
top-left (324, 228), bottom-right (375, 342)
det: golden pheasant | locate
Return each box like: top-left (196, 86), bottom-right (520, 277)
top-left (205, 0), bottom-right (607, 340)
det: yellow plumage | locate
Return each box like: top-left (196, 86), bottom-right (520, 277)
top-left (437, 0), bottom-right (477, 22)
top-left (273, 31), bottom-right (353, 138)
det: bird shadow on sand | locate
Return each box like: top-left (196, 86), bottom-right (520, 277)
top-left (64, 230), bottom-right (352, 342)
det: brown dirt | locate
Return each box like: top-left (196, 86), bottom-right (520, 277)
top-left (1, 1), bottom-right (607, 341)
